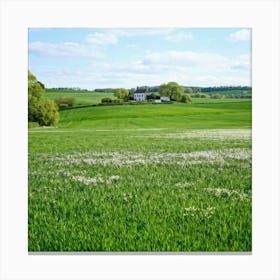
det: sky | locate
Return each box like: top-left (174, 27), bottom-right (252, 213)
top-left (28, 28), bottom-right (251, 90)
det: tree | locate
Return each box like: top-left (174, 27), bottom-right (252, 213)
top-left (114, 88), bottom-right (129, 100)
top-left (28, 71), bottom-right (59, 126)
top-left (146, 93), bottom-right (158, 100)
top-left (184, 87), bottom-right (193, 94)
top-left (159, 82), bottom-right (184, 101)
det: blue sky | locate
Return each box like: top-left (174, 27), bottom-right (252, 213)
top-left (28, 28), bottom-right (251, 89)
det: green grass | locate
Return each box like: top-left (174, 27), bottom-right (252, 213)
top-left (28, 101), bottom-right (252, 251)
top-left (44, 89), bottom-right (115, 105)
top-left (55, 102), bottom-right (252, 130)
top-left (191, 98), bottom-right (251, 104)
top-left (202, 89), bottom-right (252, 96)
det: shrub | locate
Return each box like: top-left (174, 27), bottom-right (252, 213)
top-left (101, 97), bottom-right (113, 103)
top-left (28, 97), bottom-right (59, 126)
top-left (28, 71), bottom-right (59, 126)
top-left (54, 97), bottom-right (75, 107)
top-left (181, 94), bottom-right (192, 103)
top-left (28, 121), bottom-right (39, 128)
top-left (59, 104), bottom-right (69, 109)
top-left (191, 93), bottom-right (209, 98)
top-left (211, 94), bottom-right (224, 99)
top-left (147, 93), bottom-right (158, 100)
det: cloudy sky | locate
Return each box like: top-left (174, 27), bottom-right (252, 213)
top-left (28, 28), bottom-right (251, 89)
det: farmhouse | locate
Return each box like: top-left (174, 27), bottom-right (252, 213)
top-left (134, 87), bottom-right (148, 101)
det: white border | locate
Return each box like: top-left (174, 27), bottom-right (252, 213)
top-left (1, 0), bottom-right (279, 279)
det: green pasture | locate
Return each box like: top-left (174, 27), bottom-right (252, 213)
top-left (28, 101), bottom-right (252, 251)
top-left (44, 89), bottom-right (115, 105)
top-left (202, 89), bottom-right (252, 96)
top-left (191, 98), bottom-right (251, 104)
top-left (55, 102), bottom-right (252, 130)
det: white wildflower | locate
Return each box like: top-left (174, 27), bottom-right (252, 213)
top-left (205, 188), bottom-right (249, 201)
top-left (183, 206), bottom-right (216, 218)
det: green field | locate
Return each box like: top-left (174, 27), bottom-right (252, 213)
top-left (44, 89), bottom-right (115, 105)
top-left (201, 89), bottom-right (252, 96)
top-left (190, 98), bottom-right (251, 104)
top-left (28, 102), bottom-right (252, 251)
top-left (44, 89), bottom-right (251, 107)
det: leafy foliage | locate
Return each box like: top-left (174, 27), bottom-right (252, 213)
top-left (28, 71), bottom-right (59, 126)
top-left (211, 94), bottom-right (225, 99)
top-left (159, 82), bottom-right (184, 101)
top-left (101, 97), bottom-right (114, 103)
top-left (114, 88), bottom-right (129, 100)
top-left (181, 94), bottom-right (192, 103)
top-left (54, 97), bottom-right (75, 108)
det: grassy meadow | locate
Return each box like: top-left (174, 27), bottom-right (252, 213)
top-left (28, 102), bottom-right (252, 252)
top-left (44, 89), bottom-right (115, 105)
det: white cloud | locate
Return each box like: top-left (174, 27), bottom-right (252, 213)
top-left (39, 50), bottom-right (251, 89)
top-left (227, 29), bottom-right (251, 42)
top-left (164, 32), bottom-right (193, 42)
top-left (29, 32), bottom-right (118, 58)
top-left (142, 51), bottom-right (229, 69)
top-left (106, 28), bottom-right (176, 37)
top-left (29, 41), bottom-right (105, 58)
top-left (85, 32), bottom-right (118, 45)
top-left (230, 54), bottom-right (251, 70)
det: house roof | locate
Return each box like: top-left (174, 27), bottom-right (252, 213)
top-left (135, 88), bottom-right (149, 93)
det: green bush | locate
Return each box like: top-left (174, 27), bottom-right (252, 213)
top-left (147, 93), bottom-right (158, 100)
top-left (211, 94), bottom-right (225, 99)
top-left (28, 71), bottom-right (59, 126)
top-left (54, 97), bottom-right (75, 107)
top-left (28, 121), bottom-right (39, 128)
top-left (29, 97), bottom-right (59, 126)
top-left (59, 104), bottom-right (69, 109)
top-left (101, 97), bottom-right (113, 103)
top-left (191, 93), bottom-right (209, 98)
top-left (181, 94), bottom-right (192, 103)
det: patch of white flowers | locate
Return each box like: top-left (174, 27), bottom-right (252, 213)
top-left (123, 193), bottom-right (137, 202)
top-left (41, 148), bottom-right (251, 168)
top-left (183, 206), bottom-right (216, 218)
top-left (205, 188), bottom-right (249, 201)
top-left (131, 129), bottom-right (251, 140)
top-left (71, 175), bottom-right (121, 186)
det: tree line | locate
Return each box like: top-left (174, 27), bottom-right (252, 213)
top-left (47, 85), bottom-right (252, 94)
top-left (102, 82), bottom-right (191, 103)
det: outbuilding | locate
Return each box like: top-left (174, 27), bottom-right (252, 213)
top-left (160, 96), bottom-right (170, 102)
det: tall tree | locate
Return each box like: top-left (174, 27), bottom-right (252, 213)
top-left (114, 88), bottom-right (129, 100)
top-left (159, 82), bottom-right (184, 101)
top-left (28, 71), bottom-right (59, 126)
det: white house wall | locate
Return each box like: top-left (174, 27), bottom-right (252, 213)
top-left (134, 93), bottom-right (146, 101)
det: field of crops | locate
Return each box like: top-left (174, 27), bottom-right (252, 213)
top-left (28, 102), bottom-right (252, 252)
